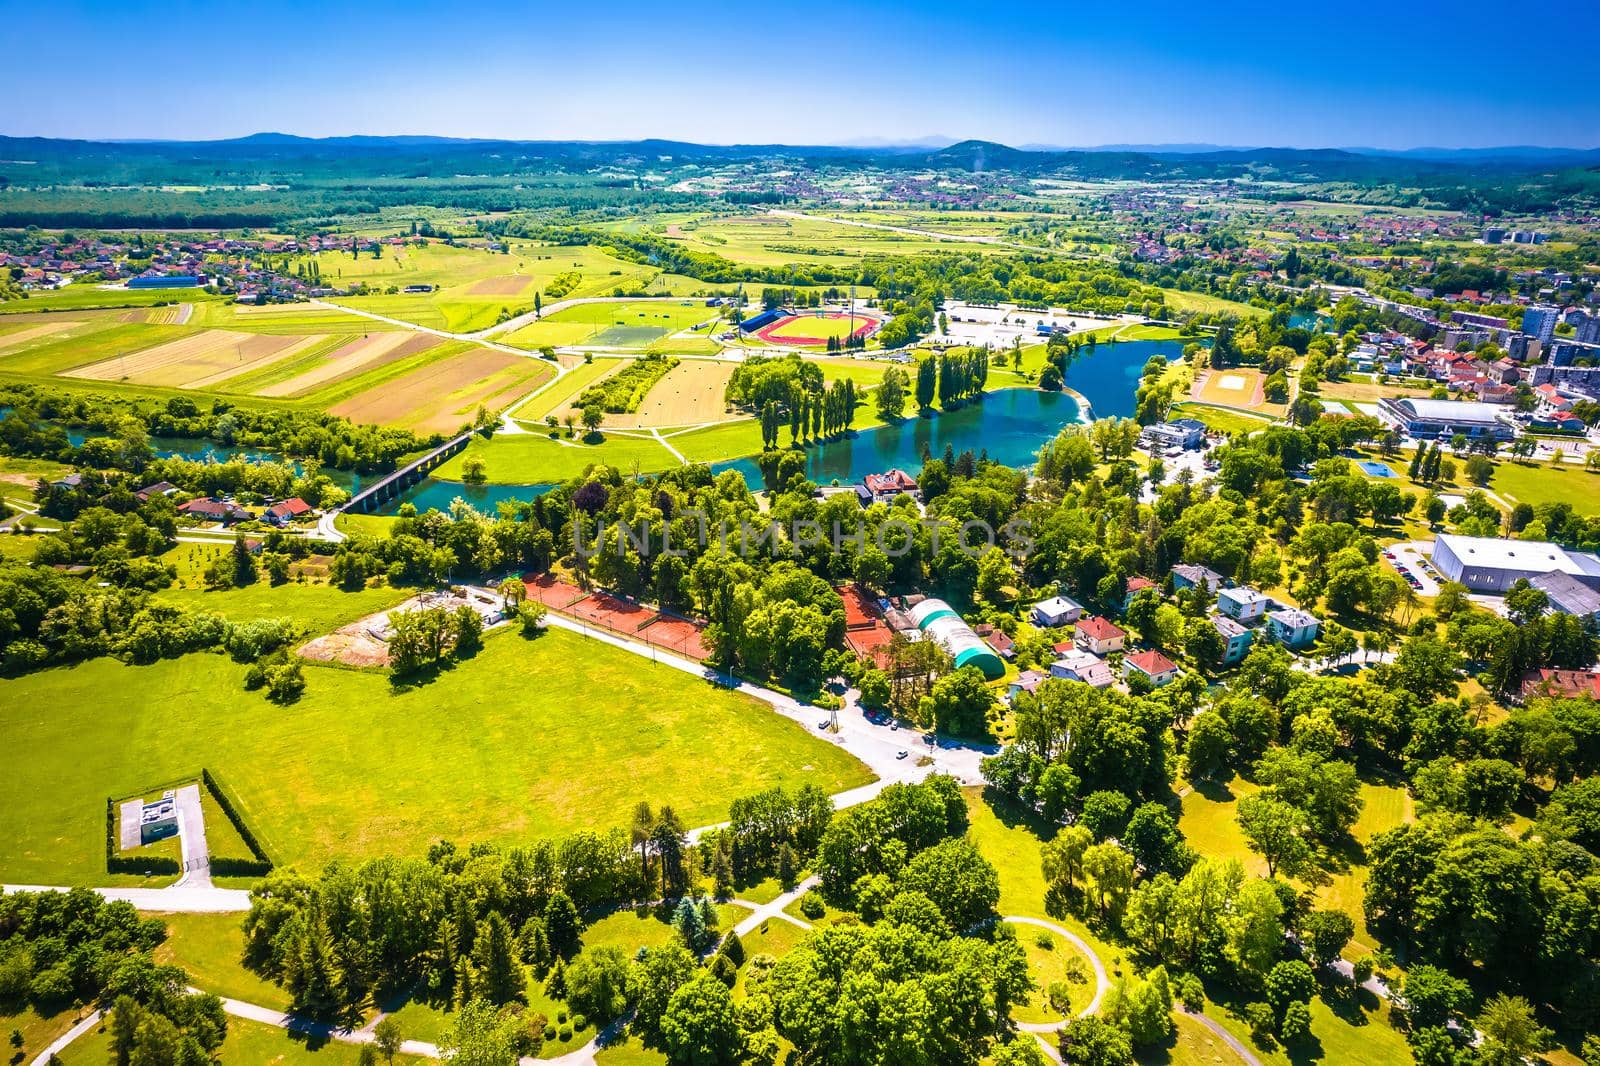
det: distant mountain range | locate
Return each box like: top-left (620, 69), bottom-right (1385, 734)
top-left (65, 133), bottom-right (1600, 164)
top-left (4, 134), bottom-right (1598, 194)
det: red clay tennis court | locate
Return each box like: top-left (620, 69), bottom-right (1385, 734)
top-left (521, 572), bottom-right (712, 661)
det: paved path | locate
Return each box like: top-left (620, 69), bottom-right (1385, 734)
top-left (731, 876), bottom-right (820, 938)
top-left (1005, 916), bottom-right (1111, 1031)
top-left (173, 783), bottom-right (211, 888)
top-left (28, 1009), bottom-right (104, 1066)
top-left (1177, 1005), bottom-right (1263, 1066)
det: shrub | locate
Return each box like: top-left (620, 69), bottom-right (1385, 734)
top-left (799, 891), bottom-right (825, 920)
top-left (557, 1026), bottom-right (572, 1042)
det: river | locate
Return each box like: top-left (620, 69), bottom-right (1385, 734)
top-left (382, 338), bottom-right (1187, 513)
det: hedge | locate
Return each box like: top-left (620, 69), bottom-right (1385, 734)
top-left (201, 768), bottom-right (276, 875)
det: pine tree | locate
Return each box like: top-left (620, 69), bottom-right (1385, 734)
top-left (915, 356), bottom-right (936, 410)
top-left (475, 911), bottom-right (522, 1004)
top-left (777, 843), bottom-right (797, 890)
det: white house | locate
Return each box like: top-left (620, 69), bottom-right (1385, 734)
top-left (1211, 614), bottom-right (1254, 665)
top-left (1124, 649), bottom-right (1181, 688)
top-left (1050, 649), bottom-right (1115, 689)
top-left (1266, 607), bottom-right (1321, 648)
top-left (1030, 595), bottom-right (1084, 627)
top-left (1074, 615), bottom-right (1127, 656)
top-left (1218, 586), bottom-right (1271, 623)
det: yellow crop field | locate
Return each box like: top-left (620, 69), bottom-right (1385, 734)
top-left (62, 329), bottom-right (327, 389)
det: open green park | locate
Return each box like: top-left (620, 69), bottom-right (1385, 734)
top-left (0, 625), bottom-right (870, 885)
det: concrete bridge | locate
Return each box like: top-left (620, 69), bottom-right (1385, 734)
top-left (339, 430), bottom-right (476, 516)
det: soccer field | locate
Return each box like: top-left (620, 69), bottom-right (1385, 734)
top-left (0, 627), bottom-right (871, 884)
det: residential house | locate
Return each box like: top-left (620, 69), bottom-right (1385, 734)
top-left (1266, 607), bottom-right (1321, 648)
top-left (1520, 668), bottom-right (1600, 701)
top-left (1007, 669), bottom-right (1048, 702)
top-left (1030, 595), bottom-right (1084, 627)
top-left (1074, 615), bottom-right (1127, 655)
top-left (1124, 649), bottom-right (1181, 688)
top-left (134, 481), bottom-right (178, 502)
top-left (1171, 563), bottom-right (1224, 594)
top-left (178, 498), bottom-right (250, 524)
top-left (1217, 586), bottom-right (1271, 623)
top-left (1050, 649), bottom-right (1115, 689)
top-left (1124, 576), bottom-right (1158, 611)
top-left (264, 497), bottom-right (313, 525)
top-left (975, 624), bottom-right (1016, 660)
top-left (863, 469), bottom-right (918, 503)
top-left (1211, 614), bottom-right (1254, 665)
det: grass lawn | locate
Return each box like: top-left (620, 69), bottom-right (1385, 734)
top-left (1136, 1011), bottom-right (1245, 1065)
top-left (1178, 776), bottom-right (1266, 872)
top-left (152, 912), bottom-right (290, 1010)
top-left (595, 1036), bottom-right (670, 1064)
top-left (1160, 290), bottom-right (1268, 319)
top-left (154, 564), bottom-right (413, 636)
top-left (0, 1003), bottom-right (95, 1064)
top-left (962, 789), bottom-right (1127, 975)
top-left (738, 916), bottom-right (809, 964)
top-left (0, 627), bottom-right (871, 884)
top-left (502, 300), bottom-right (721, 351)
top-left (1204, 994), bottom-right (1413, 1066)
top-left (435, 431), bottom-right (682, 484)
top-left (1490, 459), bottom-right (1600, 515)
top-left (1013, 923), bottom-right (1094, 1024)
top-left (334, 512), bottom-right (400, 539)
top-left (1169, 401), bottom-right (1274, 437)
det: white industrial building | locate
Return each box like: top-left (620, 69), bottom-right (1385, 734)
top-left (1431, 533), bottom-right (1600, 593)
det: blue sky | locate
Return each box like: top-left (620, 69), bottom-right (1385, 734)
top-left (6, 0), bottom-right (1599, 148)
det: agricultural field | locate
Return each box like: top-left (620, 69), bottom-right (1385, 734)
top-left (638, 212), bottom-right (1020, 269)
top-left (61, 328), bottom-right (336, 390)
top-left (329, 345), bottom-right (555, 433)
top-left (0, 627), bottom-right (870, 884)
top-left (512, 357), bottom-right (627, 425)
top-left (500, 298), bottom-right (723, 350)
top-left (608, 358), bottom-right (739, 428)
top-left (318, 243), bottom-right (667, 332)
top-left (245, 331), bottom-right (442, 399)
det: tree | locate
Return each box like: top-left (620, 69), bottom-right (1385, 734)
top-left (1475, 995), bottom-right (1551, 1066)
top-left (900, 838), bottom-right (1001, 929)
top-left (474, 911), bottom-right (521, 1004)
top-left (659, 973), bottom-right (744, 1066)
top-left (373, 1017), bottom-right (404, 1063)
top-left (628, 943), bottom-right (697, 1038)
top-left (1264, 960), bottom-right (1316, 1018)
top-left (564, 946), bottom-right (630, 1023)
top-left (543, 892), bottom-right (580, 959)
top-left (1300, 909), bottom-right (1354, 969)
top-left (497, 577), bottom-right (526, 610)
top-left (1059, 1016), bottom-right (1132, 1066)
top-left (1082, 842), bottom-right (1135, 917)
top-left (1399, 964), bottom-right (1471, 1029)
top-left (440, 999), bottom-right (517, 1066)
top-left (581, 404), bottom-right (605, 435)
top-left (1237, 794), bottom-right (1312, 879)
top-left (876, 366), bottom-right (908, 421)
top-left (915, 356), bottom-right (937, 410)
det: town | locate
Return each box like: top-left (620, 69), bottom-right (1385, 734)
top-left (3, 16), bottom-right (1600, 1066)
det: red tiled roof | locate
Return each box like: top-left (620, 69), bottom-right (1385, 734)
top-left (1077, 616), bottom-right (1125, 641)
top-left (1127, 649), bottom-right (1179, 676)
